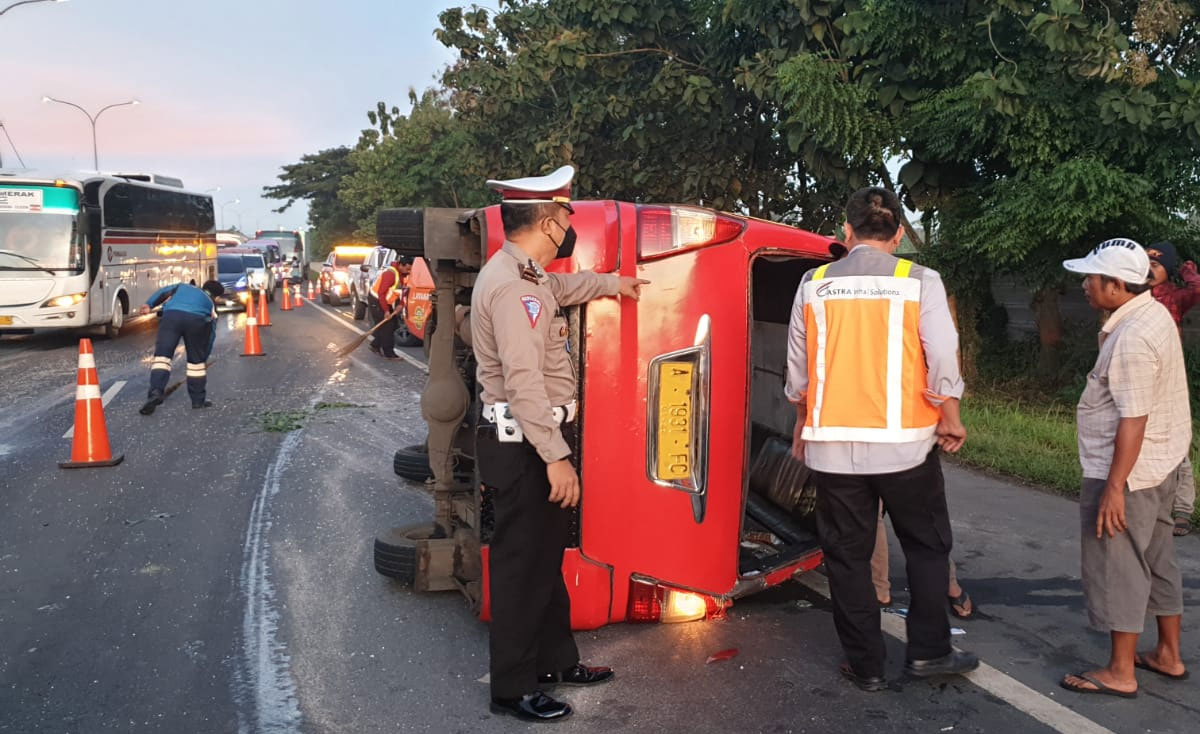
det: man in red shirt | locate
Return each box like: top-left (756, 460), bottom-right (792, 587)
top-left (368, 256), bottom-right (412, 360)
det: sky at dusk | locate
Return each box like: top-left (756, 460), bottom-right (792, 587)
top-left (0, 0), bottom-right (477, 233)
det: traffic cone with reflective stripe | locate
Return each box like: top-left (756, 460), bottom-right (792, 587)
top-left (281, 282), bottom-right (293, 311)
top-left (60, 339), bottom-right (123, 468)
top-left (241, 308), bottom-right (266, 356)
top-left (294, 284), bottom-right (304, 308)
top-left (245, 290), bottom-right (257, 321)
top-left (307, 281), bottom-right (315, 300)
top-left (258, 288), bottom-right (272, 327)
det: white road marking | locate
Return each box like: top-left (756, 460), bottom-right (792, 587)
top-left (63, 380), bottom-right (127, 438)
top-left (307, 301), bottom-right (429, 374)
top-left (795, 572), bottom-right (1115, 734)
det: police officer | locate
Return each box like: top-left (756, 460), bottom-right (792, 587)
top-left (472, 165), bottom-right (647, 722)
top-left (367, 255), bottom-right (412, 360)
top-left (138, 280), bottom-right (223, 414)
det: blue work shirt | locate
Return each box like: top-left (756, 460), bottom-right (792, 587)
top-left (146, 283), bottom-right (217, 319)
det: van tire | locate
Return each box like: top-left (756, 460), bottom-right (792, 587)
top-left (353, 298), bottom-right (367, 321)
top-left (395, 322), bottom-right (422, 348)
top-left (376, 209), bottom-right (424, 257)
top-left (373, 523), bottom-right (436, 583)
top-left (394, 444), bottom-right (433, 482)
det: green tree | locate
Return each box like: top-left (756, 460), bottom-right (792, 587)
top-left (263, 147), bottom-right (358, 260)
top-left (435, 0), bottom-right (845, 227)
top-left (339, 89), bottom-right (492, 239)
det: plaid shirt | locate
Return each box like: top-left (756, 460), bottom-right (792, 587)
top-left (1151, 269), bottom-right (1200, 325)
top-left (1077, 292), bottom-right (1191, 489)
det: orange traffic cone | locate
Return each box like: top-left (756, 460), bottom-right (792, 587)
top-left (308, 281), bottom-right (315, 300)
top-left (281, 283), bottom-right (293, 311)
top-left (245, 290), bottom-right (257, 321)
top-left (258, 288), bottom-right (272, 327)
top-left (242, 310), bottom-right (266, 357)
top-left (294, 284), bottom-right (304, 308)
top-left (60, 339), bottom-right (123, 468)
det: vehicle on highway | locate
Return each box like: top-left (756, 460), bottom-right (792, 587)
top-left (221, 247), bottom-right (274, 301)
top-left (216, 230), bottom-right (247, 248)
top-left (214, 252), bottom-right (253, 310)
top-left (377, 204), bottom-right (837, 629)
top-left (319, 245), bottom-right (371, 306)
top-left (0, 169), bottom-right (216, 338)
top-left (241, 238), bottom-right (282, 289)
top-left (351, 246), bottom-right (396, 321)
top-left (256, 228), bottom-right (304, 262)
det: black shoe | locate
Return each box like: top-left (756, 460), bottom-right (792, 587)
top-left (368, 343), bottom-right (382, 355)
top-left (191, 400), bottom-right (213, 409)
top-left (489, 692), bottom-right (572, 722)
top-left (840, 662), bottom-right (887, 692)
top-left (139, 395), bottom-right (163, 415)
top-left (905, 651), bottom-right (980, 678)
top-left (539, 663), bottom-right (614, 687)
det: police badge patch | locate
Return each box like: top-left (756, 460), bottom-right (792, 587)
top-left (520, 295), bottom-right (542, 327)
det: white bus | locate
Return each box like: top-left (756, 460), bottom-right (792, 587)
top-left (0, 170), bottom-right (216, 338)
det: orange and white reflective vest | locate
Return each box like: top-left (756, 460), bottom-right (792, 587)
top-left (370, 263), bottom-right (404, 309)
top-left (801, 258), bottom-right (941, 443)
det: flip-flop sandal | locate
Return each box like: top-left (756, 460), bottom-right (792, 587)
top-left (1174, 517), bottom-right (1192, 537)
top-left (1134, 654), bottom-right (1189, 681)
top-left (1059, 673), bottom-right (1138, 698)
top-left (948, 590), bottom-right (974, 620)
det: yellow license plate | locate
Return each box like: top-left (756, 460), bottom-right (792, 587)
top-left (0, 316), bottom-right (12, 326)
top-left (656, 361), bottom-right (694, 480)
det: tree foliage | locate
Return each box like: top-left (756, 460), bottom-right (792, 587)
top-left (262, 147), bottom-right (357, 259)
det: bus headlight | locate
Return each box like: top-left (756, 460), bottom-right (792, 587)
top-left (41, 292), bottom-right (87, 308)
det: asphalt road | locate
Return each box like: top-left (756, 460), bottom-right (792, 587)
top-left (1, 295), bottom-right (1197, 734)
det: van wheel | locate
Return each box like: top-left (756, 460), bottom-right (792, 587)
top-left (395, 322), bottom-right (422, 348)
top-left (393, 444), bottom-right (432, 481)
top-left (103, 295), bottom-right (127, 339)
top-left (353, 298), bottom-right (366, 321)
top-left (373, 523), bottom-right (436, 583)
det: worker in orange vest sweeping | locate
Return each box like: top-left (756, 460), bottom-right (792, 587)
top-left (367, 256), bottom-right (412, 360)
top-left (784, 187), bottom-right (978, 692)
top-left (138, 280), bottom-right (223, 414)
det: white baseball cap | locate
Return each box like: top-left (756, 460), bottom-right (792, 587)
top-left (1062, 238), bottom-right (1150, 284)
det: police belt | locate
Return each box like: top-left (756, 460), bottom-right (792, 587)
top-left (482, 400), bottom-right (577, 425)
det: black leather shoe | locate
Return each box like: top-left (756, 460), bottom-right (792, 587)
top-left (191, 400), bottom-right (214, 409)
top-left (905, 651), bottom-right (980, 678)
top-left (489, 692), bottom-right (572, 722)
top-left (840, 662), bottom-right (887, 692)
top-left (139, 395), bottom-right (163, 415)
top-left (539, 663), bottom-right (614, 687)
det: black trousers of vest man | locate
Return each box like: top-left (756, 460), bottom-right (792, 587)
top-left (149, 310), bottom-right (213, 405)
top-left (367, 297), bottom-right (397, 358)
top-left (811, 449), bottom-right (953, 679)
top-left (477, 423), bottom-right (579, 699)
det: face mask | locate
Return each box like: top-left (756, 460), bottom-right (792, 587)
top-left (549, 219), bottom-right (577, 260)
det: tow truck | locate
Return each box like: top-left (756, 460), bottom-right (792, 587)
top-left (374, 202), bottom-right (840, 627)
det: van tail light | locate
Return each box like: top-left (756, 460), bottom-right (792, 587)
top-left (627, 577), bottom-right (727, 623)
top-left (637, 205), bottom-right (746, 261)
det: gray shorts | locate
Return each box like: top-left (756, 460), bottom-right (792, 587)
top-left (1080, 477), bottom-right (1183, 633)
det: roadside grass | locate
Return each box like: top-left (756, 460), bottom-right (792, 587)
top-left (959, 388), bottom-right (1200, 527)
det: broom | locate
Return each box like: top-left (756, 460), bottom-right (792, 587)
top-left (336, 307), bottom-right (402, 358)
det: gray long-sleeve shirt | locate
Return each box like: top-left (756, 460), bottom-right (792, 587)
top-left (784, 245), bottom-right (964, 475)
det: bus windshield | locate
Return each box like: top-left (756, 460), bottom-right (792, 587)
top-left (0, 185), bottom-right (82, 271)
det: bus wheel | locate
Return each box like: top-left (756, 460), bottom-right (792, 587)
top-left (103, 295), bottom-right (126, 339)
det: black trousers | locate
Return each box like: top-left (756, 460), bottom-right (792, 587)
top-left (149, 310), bottom-right (213, 404)
top-left (477, 425), bottom-right (579, 699)
top-left (367, 298), bottom-right (396, 357)
top-left (812, 449), bottom-right (953, 678)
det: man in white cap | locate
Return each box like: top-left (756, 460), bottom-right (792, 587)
top-left (471, 165), bottom-right (648, 722)
top-left (1060, 238), bottom-right (1189, 698)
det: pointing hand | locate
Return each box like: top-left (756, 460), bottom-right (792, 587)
top-left (618, 276), bottom-right (651, 301)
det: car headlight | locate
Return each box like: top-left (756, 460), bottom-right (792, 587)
top-left (333, 271), bottom-right (349, 282)
top-left (236, 276), bottom-right (247, 287)
top-left (41, 292), bottom-right (87, 308)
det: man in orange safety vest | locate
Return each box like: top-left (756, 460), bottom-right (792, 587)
top-left (785, 187), bottom-right (978, 691)
top-left (368, 256), bottom-right (412, 360)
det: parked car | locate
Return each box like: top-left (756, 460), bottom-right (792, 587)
top-left (241, 238), bottom-right (282, 290)
top-left (319, 245), bottom-right (371, 306)
top-left (376, 203), bottom-right (839, 629)
top-left (214, 253), bottom-right (252, 310)
top-left (351, 246), bottom-right (397, 321)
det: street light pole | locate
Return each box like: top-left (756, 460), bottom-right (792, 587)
top-left (0, 0), bottom-right (68, 18)
top-left (0, 121), bottom-right (27, 167)
top-left (41, 96), bottom-right (139, 170)
top-left (220, 199), bottom-right (240, 230)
